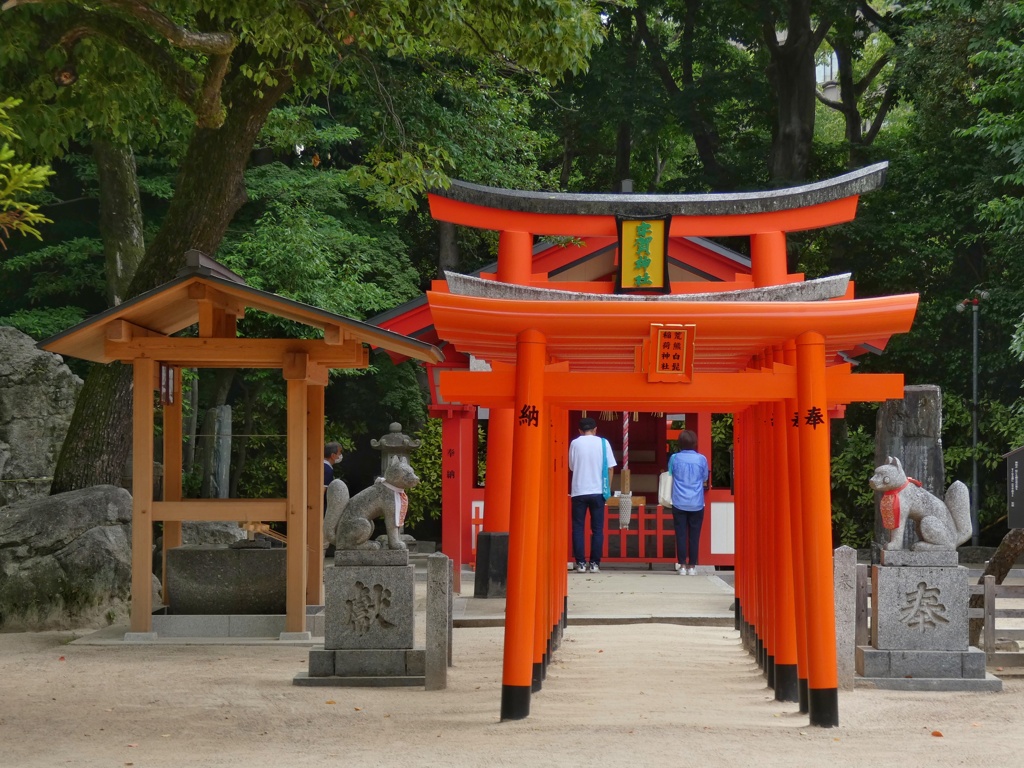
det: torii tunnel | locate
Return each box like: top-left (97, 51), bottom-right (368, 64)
top-left (422, 162), bottom-right (917, 727)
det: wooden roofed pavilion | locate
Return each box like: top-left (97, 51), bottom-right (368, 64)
top-left (41, 251), bottom-right (442, 636)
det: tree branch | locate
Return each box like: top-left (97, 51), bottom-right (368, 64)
top-left (103, 0), bottom-right (234, 54)
top-left (855, 52), bottom-right (891, 99)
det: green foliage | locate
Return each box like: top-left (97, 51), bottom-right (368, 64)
top-left (0, 98), bottom-right (53, 248)
top-left (0, 306), bottom-right (87, 341)
top-left (831, 423), bottom-right (877, 548)
top-left (710, 413), bottom-right (733, 489)
top-left (406, 418), bottom-right (443, 527)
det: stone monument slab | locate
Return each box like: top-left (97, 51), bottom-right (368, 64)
top-left (871, 565), bottom-right (968, 651)
top-left (324, 563), bottom-right (414, 650)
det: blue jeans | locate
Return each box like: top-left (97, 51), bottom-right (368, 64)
top-left (671, 507), bottom-right (704, 566)
top-left (571, 493), bottom-right (606, 565)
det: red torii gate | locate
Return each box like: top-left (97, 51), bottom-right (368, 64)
top-left (422, 162), bottom-right (918, 728)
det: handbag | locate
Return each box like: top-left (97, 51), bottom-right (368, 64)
top-left (658, 467), bottom-right (673, 508)
top-left (601, 438), bottom-right (612, 500)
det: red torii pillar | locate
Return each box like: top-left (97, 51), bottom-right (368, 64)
top-left (784, 340), bottom-right (811, 713)
top-left (795, 331), bottom-right (839, 727)
top-left (501, 328), bottom-right (547, 720)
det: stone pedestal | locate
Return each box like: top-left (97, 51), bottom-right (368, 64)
top-left (295, 549), bottom-right (424, 687)
top-left (856, 553), bottom-right (1001, 691)
top-left (166, 545), bottom-right (286, 615)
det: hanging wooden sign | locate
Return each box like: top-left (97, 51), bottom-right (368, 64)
top-left (616, 216), bottom-right (671, 293)
top-left (646, 323), bottom-right (695, 382)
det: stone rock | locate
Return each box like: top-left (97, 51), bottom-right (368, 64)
top-left (181, 521), bottom-right (246, 545)
top-left (0, 485), bottom-right (133, 629)
top-left (0, 326), bottom-right (82, 506)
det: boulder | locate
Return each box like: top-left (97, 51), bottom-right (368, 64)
top-left (0, 485), bottom-right (134, 630)
top-left (0, 326), bottom-right (82, 506)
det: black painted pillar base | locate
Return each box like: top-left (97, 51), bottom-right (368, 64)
top-left (798, 678), bottom-right (809, 714)
top-left (531, 662), bottom-right (543, 692)
top-left (756, 638), bottom-right (764, 669)
top-left (766, 654), bottom-right (775, 688)
top-left (501, 685), bottom-right (531, 720)
top-left (734, 598), bottom-right (741, 631)
top-left (808, 687), bottom-right (839, 727)
top-left (473, 532), bottom-right (509, 598)
top-left (774, 664), bottom-right (799, 703)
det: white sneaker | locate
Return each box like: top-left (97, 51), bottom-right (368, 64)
top-left (687, 566), bottom-right (697, 576)
top-left (674, 562), bottom-right (683, 572)
top-left (589, 563), bottom-right (600, 573)
top-left (679, 567), bottom-right (688, 576)
top-left (576, 562), bottom-right (587, 572)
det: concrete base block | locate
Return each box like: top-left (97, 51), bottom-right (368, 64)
top-left (330, 649), bottom-right (426, 677)
top-left (122, 632), bottom-right (158, 642)
top-left (308, 648), bottom-right (335, 677)
top-left (855, 673), bottom-right (1002, 692)
top-left (856, 646), bottom-right (988, 679)
top-left (881, 551), bottom-right (960, 567)
top-left (293, 672), bottom-right (425, 687)
top-left (279, 631), bottom-right (312, 642)
top-left (153, 614), bottom-right (230, 637)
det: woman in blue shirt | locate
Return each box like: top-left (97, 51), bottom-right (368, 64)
top-left (668, 429), bottom-right (709, 576)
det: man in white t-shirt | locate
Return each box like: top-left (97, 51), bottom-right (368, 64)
top-left (568, 416), bottom-right (616, 573)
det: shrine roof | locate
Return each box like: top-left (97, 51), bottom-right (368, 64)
top-left (429, 164), bottom-right (888, 236)
top-left (40, 252), bottom-right (443, 366)
top-left (426, 289), bottom-right (918, 374)
top-left (434, 163), bottom-right (887, 218)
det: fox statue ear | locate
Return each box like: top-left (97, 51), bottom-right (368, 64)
top-left (887, 456), bottom-right (903, 472)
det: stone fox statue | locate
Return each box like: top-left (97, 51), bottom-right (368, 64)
top-left (323, 456), bottom-right (420, 551)
top-left (869, 456), bottom-right (972, 551)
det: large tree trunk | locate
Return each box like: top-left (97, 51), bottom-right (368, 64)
top-left (437, 221), bottom-right (459, 278)
top-left (764, 4), bottom-right (830, 184)
top-left (93, 139), bottom-right (145, 305)
top-left (634, 3), bottom-right (731, 189)
top-left (51, 61), bottom-right (293, 495)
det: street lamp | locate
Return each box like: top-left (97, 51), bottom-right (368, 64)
top-left (956, 289), bottom-right (990, 545)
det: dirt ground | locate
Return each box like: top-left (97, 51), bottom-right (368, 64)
top-left (2, 625), bottom-right (1023, 767)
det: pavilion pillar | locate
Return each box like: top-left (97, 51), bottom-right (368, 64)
top-left (130, 358), bottom-right (156, 632)
top-left (161, 365), bottom-right (183, 605)
top-left (284, 356), bottom-right (310, 634)
top-left (771, 391), bottom-right (799, 702)
top-left (441, 407), bottom-right (476, 594)
top-left (305, 382), bottom-right (326, 606)
top-left (501, 329), bottom-right (547, 721)
top-left (795, 332), bottom-right (839, 727)
top-left (496, 231), bottom-right (534, 285)
top-left (750, 231), bottom-right (788, 287)
top-left (784, 340), bottom-right (810, 712)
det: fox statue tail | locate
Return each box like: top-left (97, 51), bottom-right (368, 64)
top-left (944, 480), bottom-right (973, 546)
top-left (323, 479), bottom-right (350, 546)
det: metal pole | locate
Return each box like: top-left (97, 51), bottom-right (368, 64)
top-left (971, 301), bottom-right (980, 546)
